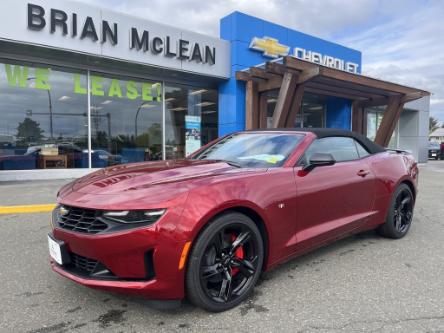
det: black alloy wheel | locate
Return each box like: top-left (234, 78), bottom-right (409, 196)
top-left (378, 183), bottom-right (414, 239)
top-left (186, 212), bottom-right (264, 312)
top-left (393, 188), bottom-right (414, 234)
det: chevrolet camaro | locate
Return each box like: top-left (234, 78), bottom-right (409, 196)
top-left (48, 129), bottom-right (418, 312)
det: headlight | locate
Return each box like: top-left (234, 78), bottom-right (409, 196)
top-left (102, 209), bottom-right (166, 224)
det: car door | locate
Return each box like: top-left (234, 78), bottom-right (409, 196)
top-left (293, 136), bottom-right (376, 249)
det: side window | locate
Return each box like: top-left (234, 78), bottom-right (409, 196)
top-left (354, 140), bottom-right (370, 158)
top-left (302, 137), bottom-right (360, 164)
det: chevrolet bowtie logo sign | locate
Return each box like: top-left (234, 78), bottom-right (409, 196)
top-left (249, 37), bottom-right (290, 58)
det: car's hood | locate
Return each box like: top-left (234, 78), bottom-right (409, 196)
top-left (67, 159), bottom-right (258, 195)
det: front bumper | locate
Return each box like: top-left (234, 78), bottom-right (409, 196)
top-left (429, 150), bottom-right (441, 158)
top-left (51, 223), bottom-right (188, 300)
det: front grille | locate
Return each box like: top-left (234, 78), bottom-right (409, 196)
top-left (61, 252), bottom-right (153, 281)
top-left (58, 206), bottom-right (108, 234)
top-left (71, 253), bottom-right (99, 274)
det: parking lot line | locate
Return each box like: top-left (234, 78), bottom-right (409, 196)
top-left (0, 204), bottom-right (56, 214)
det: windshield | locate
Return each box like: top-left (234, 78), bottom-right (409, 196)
top-left (429, 142), bottom-right (440, 149)
top-left (192, 132), bottom-right (305, 168)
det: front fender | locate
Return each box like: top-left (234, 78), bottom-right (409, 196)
top-left (178, 190), bottom-right (270, 241)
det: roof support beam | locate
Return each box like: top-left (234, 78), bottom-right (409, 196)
top-left (259, 93), bottom-right (268, 129)
top-left (401, 91), bottom-right (429, 104)
top-left (235, 71), bottom-right (251, 81)
top-left (245, 80), bottom-right (259, 130)
top-left (321, 67), bottom-right (419, 96)
top-left (236, 71), bottom-right (265, 83)
top-left (258, 76), bottom-right (283, 92)
top-left (285, 84), bottom-right (305, 127)
top-left (249, 67), bottom-right (273, 80)
top-left (307, 81), bottom-right (385, 100)
top-left (360, 91), bottom-right (425, 108)
top-left (304, 87), bottom-right (367, 101)
top-left (315, 77), bottom-right (396, 98)
top-left (297, 67), bottom-right (321, 84)
top-left (272, 72), bottom-right (299, 128)
top-left (361, 97), bottom-right (390, 108)
top-left (284, 56), bottom-right (319, 72)
top-left (374, 96), bottom-right (405, 147)
top-left (265, 61), bottom-right (288, 75)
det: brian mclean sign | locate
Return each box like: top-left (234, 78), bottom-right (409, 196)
top-left (0, 0), bottom-right (230, 78)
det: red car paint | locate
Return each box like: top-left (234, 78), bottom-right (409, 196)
top-left (51, 130), bottom-right (418, 300)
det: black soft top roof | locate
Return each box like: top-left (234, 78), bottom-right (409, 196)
top-left (247, 128), bottom-right (386, 154)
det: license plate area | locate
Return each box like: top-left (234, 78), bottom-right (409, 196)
top-left (48, 234), bottom-right (70, 265)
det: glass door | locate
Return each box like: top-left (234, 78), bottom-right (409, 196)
top-left (295, 93), bottom-right (326, 128)
top-left (366, 107), bottom-right (398, 148)
top-left (264, 92), bottom-right (326, 128)
top-left (164, 84), bottom-right (218, 159)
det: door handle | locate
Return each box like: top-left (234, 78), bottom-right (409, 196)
top-left (357, 169), bottom-right (370, 177)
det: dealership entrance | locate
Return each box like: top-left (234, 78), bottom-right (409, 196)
top-left (236, 56), bottom-right (429, 148)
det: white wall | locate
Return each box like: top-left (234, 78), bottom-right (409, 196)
top-left (397, 96), bottom-right (430, 163)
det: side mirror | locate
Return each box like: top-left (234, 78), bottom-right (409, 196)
top-left (303, 153), bottom-right (336, 172)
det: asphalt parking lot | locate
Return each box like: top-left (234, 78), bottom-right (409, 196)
top-left (1, 161), bottom-right (444, 333)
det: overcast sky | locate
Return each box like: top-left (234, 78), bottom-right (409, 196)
top-left (80, 0), bottom-right (444, 123)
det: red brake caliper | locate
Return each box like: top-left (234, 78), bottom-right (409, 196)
top-left (231, 233), bottom-right (244, 276)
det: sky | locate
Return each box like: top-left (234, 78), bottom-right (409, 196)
top-left (79, 0), bottom-right (444, 123)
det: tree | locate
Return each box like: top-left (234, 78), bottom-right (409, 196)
top-left (429, 116), bottom-right (440, 134)
top-left (16, 117), bottom-right (44, 144)
top-left (92, 131), bottom-right (109, 149)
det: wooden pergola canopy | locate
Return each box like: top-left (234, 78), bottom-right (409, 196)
top-left (236, 56), bottom-right (430, 147)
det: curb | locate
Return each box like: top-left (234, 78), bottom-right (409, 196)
top-left (0, 204), bottom-right (56, 214)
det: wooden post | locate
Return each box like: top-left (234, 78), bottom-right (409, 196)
top-left (259, 93), bottom-right (268, 128)
top-left (362, 107), bottom-right (368, 136)
top-left (374, 95), bottom-right (404, 146)
top-left (351, 101), bottom-right (364, 134)
top-left (285, 85), bottom-right (305, 127)
top-left (272, 72), bottom-right (298, 128)
top-left (245, 80), bottom-right (259, 130)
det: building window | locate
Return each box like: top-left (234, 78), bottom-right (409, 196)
top-left (89, 73), bottom-right (162, 166)
top-left (164, 84), bottom-right (218, 159)
top-left (0, 60), bottom-right (218, 171)
top-left (265, 92), bottom-right (326, 128)
top-left (295, 94), bottom-right (326, 128)
top-left (0, 60), bottom-right (88, 170)
top-left (366, 107), bottom-right (398, 148)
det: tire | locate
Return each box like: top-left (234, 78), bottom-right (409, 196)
top-left (377, 183), bottom-right (414, 239)
top-left (186, 212), bottom-right (264, 312)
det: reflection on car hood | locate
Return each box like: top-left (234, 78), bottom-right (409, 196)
top-left (69, 159), bottom-right (261, 195)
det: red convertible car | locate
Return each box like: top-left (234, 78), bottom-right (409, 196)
top-left (49, 129), bottom-right (418, 312)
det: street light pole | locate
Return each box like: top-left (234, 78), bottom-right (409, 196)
top-left (47, 89), bottom-right (53, 140)
top-left (27, 77), bottom-right (54, 140)
top-left (135, 102), bottom-right (149, 141)
top-left (107, 113), bottom-right (112, 153)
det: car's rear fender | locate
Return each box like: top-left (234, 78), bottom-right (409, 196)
top-left (367, 152), bottom-right (418, 228)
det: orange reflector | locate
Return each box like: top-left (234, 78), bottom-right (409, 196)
top-left (178, 241), bottom-right (192, 270)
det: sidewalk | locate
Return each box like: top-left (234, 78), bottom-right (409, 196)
top-left (0, 160), bottom-right (442, 208)
top-left (0, 179), bottom-right (70, 206)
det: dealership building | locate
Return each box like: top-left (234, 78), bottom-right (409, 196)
top-left (0, 0), bottom-right (430, 180)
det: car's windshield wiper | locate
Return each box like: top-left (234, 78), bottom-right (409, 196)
top-left (211, 159), bottom-right (242, 168)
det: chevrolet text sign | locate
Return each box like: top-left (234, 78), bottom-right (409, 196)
top-left (294, 47), bottom-right (359, 74)
top-left (250, 36), bottom-right (359, 74)
top-left (0, 0), bottom-right (230, 78)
